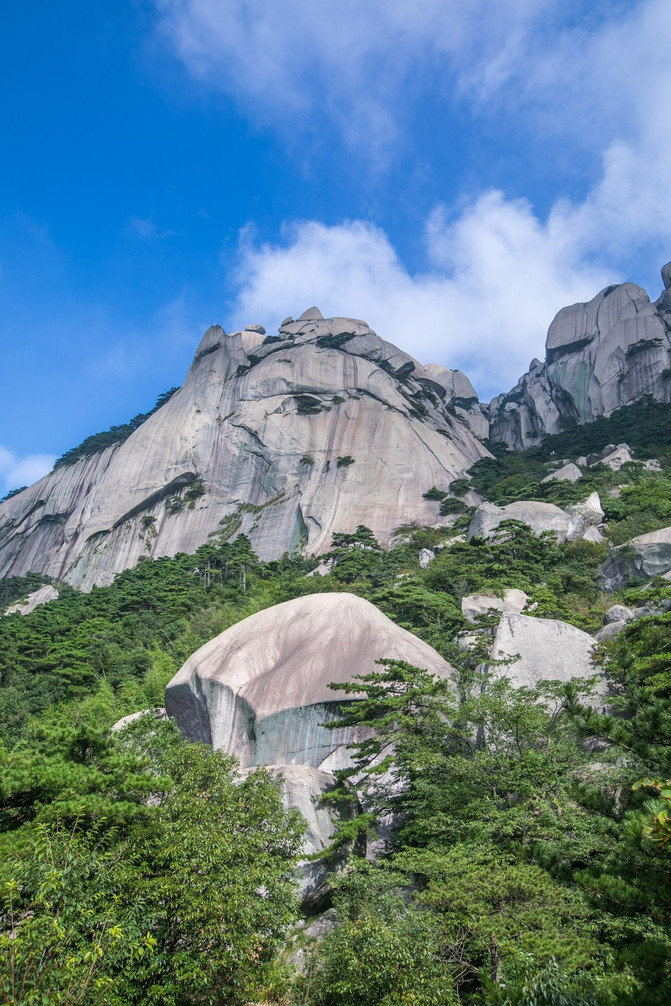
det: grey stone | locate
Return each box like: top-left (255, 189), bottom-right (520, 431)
top-left (461, 588), bottom-right (529, 624)
top-left (490, 613), bottom-right (604, 698)
top-left (245, 323), bottom-right (266, 334)
top-left (644, 458), bottom-right (662, 472)
top-left (598, 446), bottom-right (634, 471)
top-left (604, 604), bottom-right (636, 624)
top-left (468, 500), bottom-right (573, 542)
top-left (600, 526), bottom-right (671, 589)
top-left (0, 315), bottom-right (489, 589)
top-left (4, 583), bottom-right (59, 615)
top-left (165, 592), bottom-right (453, 770)
top-left (541, 462), bottom-right (582, 484)
top-left (111, 707), bottom-right (168, 732)
top-left (298, 307), bottom-right (324, 321)
top-left (594, 621), bottom-right (628, 642)
top-left (419, 548), bottom-right (435, 568)
top-left (488, 272), bottom-right (671, 450)
top-left (582, 526), bottom-right (605, 544)
top-left (566, 492), bottom-right (604, 536)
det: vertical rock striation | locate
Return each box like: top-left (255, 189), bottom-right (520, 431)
top-left (0, 312), bottom-right (489, 588)
top-left (487, 264), bottom-right (671, 449)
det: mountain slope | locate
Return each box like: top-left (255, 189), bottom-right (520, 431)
top-left (0, 310), bottom-right (487, 588)
top-left (487, 262), bottom-right (671, 448)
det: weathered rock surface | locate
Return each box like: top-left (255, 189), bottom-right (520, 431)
top-left (600, 527), bottom-right (671, 589)
top-left (467, 494), bottom-right (603, 543)
top-left (461, 588), bottom-right (529, 623)
top-left (490, 613), bottom-right (603, 695)
top-left (588, 444), bottom-right (634, 470)
top-left (4, 584), bottom-right (59, 615)
top-left (488, 265), bottom-right (671, 449)
top-left (165, 592), bottom-right (453, 770)
top-left (0, 314), bottom-right (489, 589)
top-left (242, 763), bottom-right (361, 911)
top-left (604, 604), bottom-right (636, 625)
top-left (468, 500), bottom-right (573, 541)
top-left (583, 526), bottom-right (605, 544)
top-left (541, 462), bottom-right (582, 483)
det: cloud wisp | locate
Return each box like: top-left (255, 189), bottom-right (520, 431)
top-left (0, 446), bottom-right (56, 495)
top-left (228, 198), bottom-right (616, 400)
top-left (153, 0), bottom-right (558, 157)
top-left (158, 1), bottom-right (671, 399)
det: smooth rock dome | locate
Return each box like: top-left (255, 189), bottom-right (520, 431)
top-left (165, 592), bottom-right (453, 770)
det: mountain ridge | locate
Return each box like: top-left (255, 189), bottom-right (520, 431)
top-left (1, 263), bottom-right (670, 588)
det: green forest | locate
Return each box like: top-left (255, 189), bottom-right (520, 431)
top-left (2, 405), bottom-right (671, 1004)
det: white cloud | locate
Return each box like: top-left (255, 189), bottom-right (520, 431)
top-left (0, 446), bottom-right (56, 495)
top-left (228, 196), bottom-right (615, 399)
top-left (161, 1), bottom-right (671, 398)
top-left (127, 216), bottom-right (174, 240)
top-left (153, 0), bottom-right (558, 156)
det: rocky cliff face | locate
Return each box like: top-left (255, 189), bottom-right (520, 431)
top-left (487, 263), bottom-right (671, 449)
top-left (0, 309), bottom-right (488, 588)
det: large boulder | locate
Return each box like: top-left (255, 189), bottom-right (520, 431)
top-left (468, 494), bottom-right (603, 543)
top-left (489, 613), bottom-right (603, 696)
top-left (165, 592), bottom-right (453, 771)
top-left (600, 527), bottom-right (671, 589)
top-left (468, 501), bottom-right (573, 541)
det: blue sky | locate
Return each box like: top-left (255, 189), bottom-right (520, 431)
top-left (1, 0), bottom-right (670, 492)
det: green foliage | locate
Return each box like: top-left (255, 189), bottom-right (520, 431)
top-left (422, 486), bottom-right (447, 501)
top-left (0, 572), bottom-right (51, 609)
top-left (536, 396), bottom-right (671, 461)
top-left (336, 455), bottom-right (355, 468)
top-left (0, 535), bottom-right (264, 744)
top-left (0, 486), bottom-right (27, 503)
top-left (308, 659), bottom-right (633, 1003)
top-left (299, 875), bottom-right (459, 1005)
top-left (0, 716), bottom-right (304, 1005)
top-left (438, 497), bottom-right (467, 516)
top-left (53, 388), bottom-right (180, 468)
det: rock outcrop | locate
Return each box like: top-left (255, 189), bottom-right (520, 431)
top-left (4, 583), bottom-right (59, 615)
top-left (0, 313), bottom-right (488, 589)
top-left (461, 588), bottom-right (529, 623)
top-left (165, 592), bottom-right (453, 771)
top-left (600, 526), bottom-right (671, 589)
top-left (541, 462), bottom-right (582, 484)
top-left (467, 493), bottom-right (603, 543)
top-left (490, 613), bottom-right (603, 696)
top-left (488, 264), bottom-right (671, 449)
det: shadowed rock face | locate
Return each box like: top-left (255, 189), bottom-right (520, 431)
top-left (600, 526), bottom-right (671, 589)
top-left (0, 315), bottom-right (488, 589)
top-left (165, 592), bottom-right (453, 771)
top-left (488, 265), bottom-right (671, 449)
